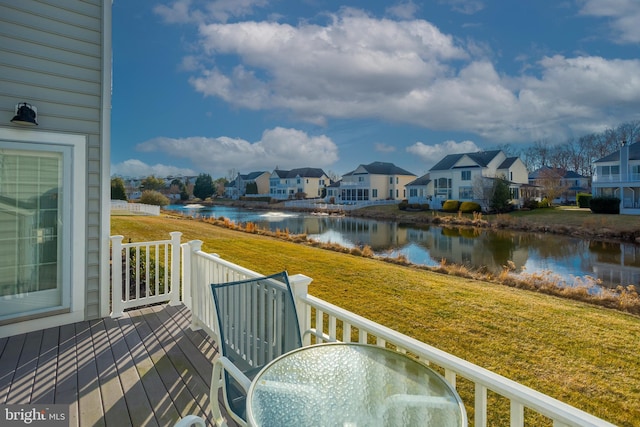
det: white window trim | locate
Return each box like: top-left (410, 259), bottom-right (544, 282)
top-left (0, 128), bottom-right (86, 338)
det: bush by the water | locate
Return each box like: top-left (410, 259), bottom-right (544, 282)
top-left (577, 193), bottom-right (592, 208)
top-left (538, 198), bottom-right (551, 208)
top-left (459, 201), bottom-right (481, 213)
top-left (140, 190), bottom-right (169, 206)
top-left (399, 201), bottom-right (430, 211)
top-left (522, 198), bottom-right (538, 210)
top-left (589, 197), bottom-right (620, 214)
top-left (442, 200), bottom-right (461, 212)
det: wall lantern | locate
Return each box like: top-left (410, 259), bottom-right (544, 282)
top-left (11, 102), bottom-right (38, 126)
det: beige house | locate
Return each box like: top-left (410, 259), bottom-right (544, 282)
top-left (0, 1), bottom-right (111, 338)
top-left (269, 167), bottom-right (330, 200)
top-left (330, 162), bottom-right (416, 203)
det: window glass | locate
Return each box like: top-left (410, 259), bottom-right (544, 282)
top-left (0, 148), bottom-right (65, 319)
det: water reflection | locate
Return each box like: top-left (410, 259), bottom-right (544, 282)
top-left (167, 205), bottom-right (640, 289)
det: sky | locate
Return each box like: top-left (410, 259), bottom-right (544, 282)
top-left (111, 0), bottom-right (640, 179)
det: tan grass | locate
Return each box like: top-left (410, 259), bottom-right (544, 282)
top-left (111, 215), bottom-right (640, 426)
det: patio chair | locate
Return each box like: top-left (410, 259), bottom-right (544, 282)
top-left (209, 271), bottom-right (303, 427)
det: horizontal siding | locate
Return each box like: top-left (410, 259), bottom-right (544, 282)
top-left (0, 0), bottom-right (106, 320)
top-left (0, 36), bottom-right (101, 70)
top-left (0, 48), bottom-right (99, 82)
top-left (0, 65), bottom-right (100, 96)
top-left (5, 0), bottom-right (102, 33)
top-left (0, 11), bottom-right (100, 58)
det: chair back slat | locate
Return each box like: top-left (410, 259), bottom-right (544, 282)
top-left (211, 271), bottom-right (303, 420)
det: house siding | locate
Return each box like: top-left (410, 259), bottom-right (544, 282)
top-left (0, 0), bottom-right (107, 321)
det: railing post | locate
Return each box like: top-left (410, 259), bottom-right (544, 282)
top-left (289, 273), bottom-right (313, 345)
top-left (188, 240), bottom-right (203, 331)
top-left (169, 232), bottom-right (182, 306)
top-left (181, 242), bottom-right (192, 310)
top-left (110, 235), bottom-right (124, 318)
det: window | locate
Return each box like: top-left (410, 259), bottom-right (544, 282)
top-left (389, 177), bottom-right (393, 184)
top-left (601, 165), bottom-right (620, 175)
top-left (0, 136), bottom-right (80, 323)
top-left (372, 189), bottom-right (377, 198)
top-left (461, 171), bottom-right (471, 181)
top-left (459, 187), bottom-right (474, 199)
top-left (409, 188), bottom-right (418, 197)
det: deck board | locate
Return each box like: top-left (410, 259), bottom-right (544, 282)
top-left (0, 304), bottom-right (236, 427)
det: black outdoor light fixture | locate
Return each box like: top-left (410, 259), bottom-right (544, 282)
top-left (11, 102), bottom-right (38, 126)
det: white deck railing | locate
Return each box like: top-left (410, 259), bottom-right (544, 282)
top-left (110, 200), bottom-right (161, 215)
top-left (110, 232), bottom-right (181, 317)
top-left (110, 233), bottom-right (616, 427)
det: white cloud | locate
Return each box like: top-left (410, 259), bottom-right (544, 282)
top-left (439, 0), bottom-right (485, 15)
top-left (190, 9), bottom-right (468, 118)
top-left (386, 1), bottom-right (420, 20)
top-left (154, 0), bottom-right (268, 24)
top-left (135, 127), bottom-right (339, 174)
top-left (375, 143), bottom-right (396, 153)
top-left (578, 0), bottom-right (640, 43)
top-left (111, 159), bottom-right (197, 178)
top-left (407, 140), bottom-right (480, 165)
top-left (164, 6), bottom-right (640, 145)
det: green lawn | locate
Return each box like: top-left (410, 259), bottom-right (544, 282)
top-left (112, 215), bottom-right (640, 426)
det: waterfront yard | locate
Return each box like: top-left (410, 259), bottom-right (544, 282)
top-left (349, 204), bottom-right (640, 242)
top-left (112, 214), bottom-right (640, 426)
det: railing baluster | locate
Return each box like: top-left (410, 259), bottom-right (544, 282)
top-left (343, 322), bottom-right (352, 343)
top-left (475, 383), bottom-right (487, 427)
top-left (445, 369), bottom-right (457, 388)
top-left (510, 400), bottom-right (524, 427)
top-left (328, 315), bottom-right (337, 340)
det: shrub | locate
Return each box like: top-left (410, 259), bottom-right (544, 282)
top-left (398, 201), bottom-right (408, 210)
top-left (538, 198), bottom-right (550, 208)
top-left (459, 201), bottom-right (481, 213)
top-left (589, 197), bottom-right (620, 214)
top-left (577, 193), bottom-right (592, 208)
top-left (442, 200), bottom-right (461, 212)
top-left (522, 198), bottom-right (538, 210)
top-left (139, 190), bottom-right (169, 206)
top-left (420, 203), bottom-right (430, 211)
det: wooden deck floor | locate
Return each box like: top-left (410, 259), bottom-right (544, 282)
top-left (0, 304), bottom-right (236, 427)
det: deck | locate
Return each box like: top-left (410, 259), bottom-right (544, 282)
top-left (0, 304), bottom-right (234, 427)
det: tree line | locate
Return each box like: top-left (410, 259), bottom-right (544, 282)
top-left (496, 120), bottom-right (640, 177)
top-left (111, 173), bottom-right (226, 205)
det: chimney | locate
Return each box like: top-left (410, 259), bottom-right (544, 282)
top-left (621, 140), bottom-right (629, 181)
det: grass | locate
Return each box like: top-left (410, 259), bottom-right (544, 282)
top-left (112, 214), bottom-right (640, 426)
top-left (352, 204), bottom-right (640, 240)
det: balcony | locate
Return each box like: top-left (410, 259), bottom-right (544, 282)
top-left (593, 172), bottom-right (640, 184)
top-left (0, 233), bottom-right (618, 426)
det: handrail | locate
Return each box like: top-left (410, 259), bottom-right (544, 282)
top-left (295, 293), bottom-right (615, 427)
top-left (111, 234), bottom-right (617, 427)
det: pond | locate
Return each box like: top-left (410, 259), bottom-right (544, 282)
top-left (166, 204), bottom-right (640, 290)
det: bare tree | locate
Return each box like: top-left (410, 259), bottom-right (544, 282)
top-left (537, 167), bottom-right (570, 205)
top-left (473, 175), bottom-right (494, 211)
top-left (616, 120), bottom-right (640, 145)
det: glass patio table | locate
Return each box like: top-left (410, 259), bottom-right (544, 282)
top-left (246, 342), bottom-right (467, 427)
